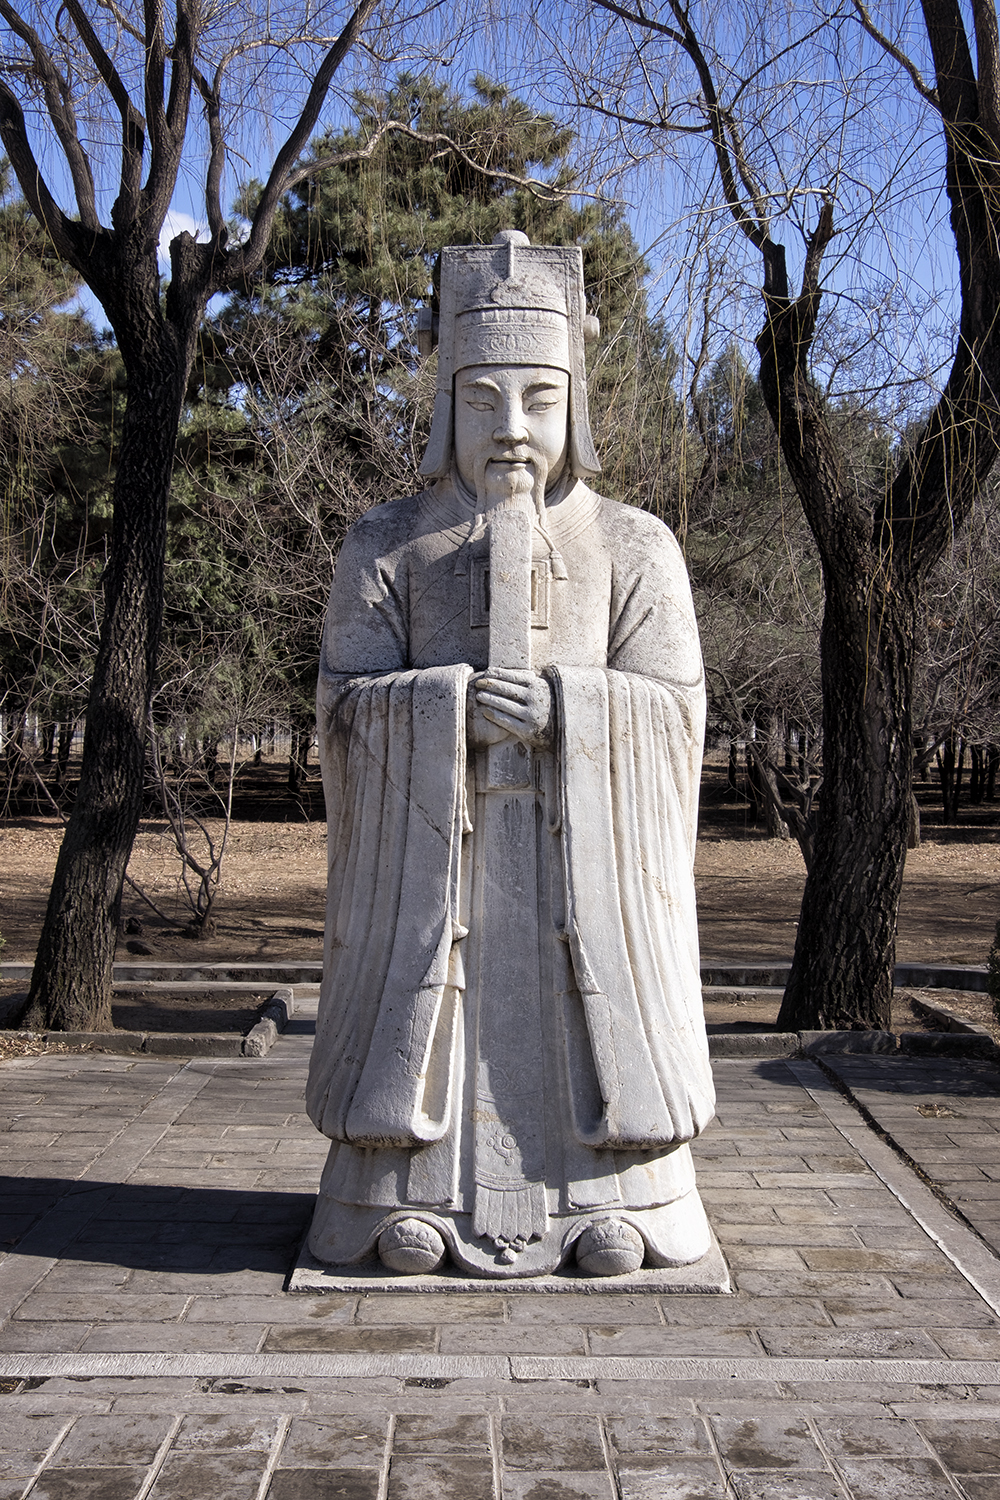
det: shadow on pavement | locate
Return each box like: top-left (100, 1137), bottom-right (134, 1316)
top-left (1, 1176), bottom-right (314, 1273)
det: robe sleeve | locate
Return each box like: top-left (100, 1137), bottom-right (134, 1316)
top-left (306, 512), bottom-right (472, 1148)
top-left (550, 512), bottom-right (715, 1149)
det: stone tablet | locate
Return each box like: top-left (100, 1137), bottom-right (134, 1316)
top-left (305, 231), bottom-right (716, 1279)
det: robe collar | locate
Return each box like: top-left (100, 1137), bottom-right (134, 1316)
top-left (419, 469), bottom-right (603, 551)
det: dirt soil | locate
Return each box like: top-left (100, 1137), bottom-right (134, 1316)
top-left (2, 759), bottom-right (998, 1041)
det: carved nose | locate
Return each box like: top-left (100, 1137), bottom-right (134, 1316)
top-left (494, 417), bottom-right (529, 444)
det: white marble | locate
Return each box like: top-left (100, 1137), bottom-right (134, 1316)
top-left (306, 233), bottom-right (715, 1279)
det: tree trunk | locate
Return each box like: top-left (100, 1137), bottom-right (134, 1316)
top-left (907, 790), bottom-right (921, 850)
top-left (288, 719), bottom-right (313, 796)
top-left (745, 742), bottom-right (763, 825)
top-left (777, 553), bottom-right (916, 1031)
top-left (763, 714), bottom-right (790, 838)
top-left (24, 348), bottom-right (188, 1032)
top-left (55, 722), bottom-right (74, 784)
top-left (727, 737), bottom-right (739, 795)
top-left (202, 737), bottom-right (219, 786)
top-left (937, 733), bottom-right (964, 823)
top-left (969, 742), bottom-right (984, 803)
top-left (1, 712), bottom-right (26, 805)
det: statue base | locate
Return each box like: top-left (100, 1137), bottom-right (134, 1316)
top-left (288, 1228), bottom-right (730, 1294)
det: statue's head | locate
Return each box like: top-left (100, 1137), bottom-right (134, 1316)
top-left (418, 231), bottom-right (601, 492)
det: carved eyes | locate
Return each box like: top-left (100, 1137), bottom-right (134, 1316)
top-left (462, 393), bottom-right (561, 414)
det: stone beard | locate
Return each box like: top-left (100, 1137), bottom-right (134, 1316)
top-left (305, 235), bottom-right (716, 1279)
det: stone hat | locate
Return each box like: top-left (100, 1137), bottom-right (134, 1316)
top-left (418, 230), bottom-right (601, 480)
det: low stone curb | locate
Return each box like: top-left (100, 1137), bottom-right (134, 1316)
top-left (0, 961), bottom-right (323, 984)
top-left (0, 986), bottom-right (295, 1058)
top-left (243, 989), bottom-right (295, 1056)
top-left (708, 1027), bottom-right (1000, 1060)
top-left (2, 1352), bottom-right (999, 1385)
top-left (909, 993), bottom-right (996, 1039)
top-left (701, 961), bottom-right (989, 991)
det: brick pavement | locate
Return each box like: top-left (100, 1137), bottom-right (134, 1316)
top-left (818, 1054), bottom-right (1000, 1255)
top-left (1, 1002), bottom-right (999, 1497)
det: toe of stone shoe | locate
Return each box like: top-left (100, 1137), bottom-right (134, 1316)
top-left (575, 1218), bottom-right (645, 1277)
top-left (377, 1217), bottom-right (447, 1274)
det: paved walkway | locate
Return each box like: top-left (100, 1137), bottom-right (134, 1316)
top-left (1, 999), bottom-right (1000, 1498)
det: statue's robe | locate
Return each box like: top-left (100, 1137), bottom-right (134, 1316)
top-left (306, 477), bottom-right (716, 1276)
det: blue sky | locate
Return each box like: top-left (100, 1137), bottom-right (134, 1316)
top-left (17, 0), bottom-right (961, 431)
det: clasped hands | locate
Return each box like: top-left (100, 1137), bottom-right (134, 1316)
top-left (467, 669), bottom-right (555, 751)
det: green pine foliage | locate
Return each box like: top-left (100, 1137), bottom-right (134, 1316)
top-left (208, 71), bottom-right (656, 484)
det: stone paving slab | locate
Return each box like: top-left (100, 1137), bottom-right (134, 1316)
top-left (1, 1382), bottom-right (1000, 1496)
top-left (818, 1052), bottom-right (1000, 1255)
top-left (2, 1000), bottom-right (1000, 1496)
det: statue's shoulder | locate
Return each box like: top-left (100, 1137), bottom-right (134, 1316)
top-left (590, 492), bottom-right (684, 556)
top-left (341, 490), bottom-right (427, 555)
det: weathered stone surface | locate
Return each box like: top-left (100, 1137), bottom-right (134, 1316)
top-left (28, 1468), bottom-right (148, 1500)
top-left (501, 1414), bottom-right (606, 1469)
top-left (305, 231), bottom-right (715, 1283)
top-left (800, 1031), bottom-right (898, 1056)
top-left (709, 1035), bottom-right (800, 1058)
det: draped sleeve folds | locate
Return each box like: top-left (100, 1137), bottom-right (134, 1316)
top-left (306, 486), bottom-right (714, 1167)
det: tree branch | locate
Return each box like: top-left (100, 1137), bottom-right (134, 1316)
top-left (288, 123), bottom-right (580, 198)
top-left (91, 0), bottom-right (145, 46)
top-left (141, 0), bottom-right (199, 245)
top-left (593, 0), bottom-right (771, 250)
top-left (193, 65), bottom-right (225, 241)
top-left (220, 115), bottom-right (586, 293)
top-left (0, 0), bottom-right (99, 229)
top-left (800, 197), bottom-right (835, 301)
top-left (972, 0), bottom-right (1000, 147)
top-left (566, 89), bottom-right (712, 137)
top-left (61, 0), bottom-right (146, 222)
top-left (0, 78), bottom-right (84, 263)
top-left (921, 0), bottom-right (978, 123)
top-left (848, 0), bottom-right (940, 107)
top-left (143, 0), bottom-right (168, 168)
top-left (164, 0), bottom-right (195, 144)
top-left (230, 0), bottom-right (380, 284)
top-left (880, 0), bottom-right (1000, 567)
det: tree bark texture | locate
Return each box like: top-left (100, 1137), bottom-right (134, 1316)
top-left (777, 574), bottom-right (916, 1030)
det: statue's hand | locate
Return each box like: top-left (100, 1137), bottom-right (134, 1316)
top-left (469, 670), bottom-right (554, 751)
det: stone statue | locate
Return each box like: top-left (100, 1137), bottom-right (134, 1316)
top-left (305, 232), bottom-right (716, 1279)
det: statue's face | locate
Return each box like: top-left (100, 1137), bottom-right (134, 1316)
top-left (453, 365), bottom-right (570, 499)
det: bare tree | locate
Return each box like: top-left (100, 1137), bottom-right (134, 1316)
top-left (541, 0), bottom-right (1000, 1029)
top-left (0, 0), bottom-right (460, 1029)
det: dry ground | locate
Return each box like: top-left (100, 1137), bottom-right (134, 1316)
top-left (2, 761), bottom-right (997, 1039)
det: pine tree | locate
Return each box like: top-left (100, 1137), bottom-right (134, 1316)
top-left (187, 74), bottom-right (664, 781)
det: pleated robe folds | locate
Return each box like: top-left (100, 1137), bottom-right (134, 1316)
top-left (305, 479), bottom-right (716, 1275)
